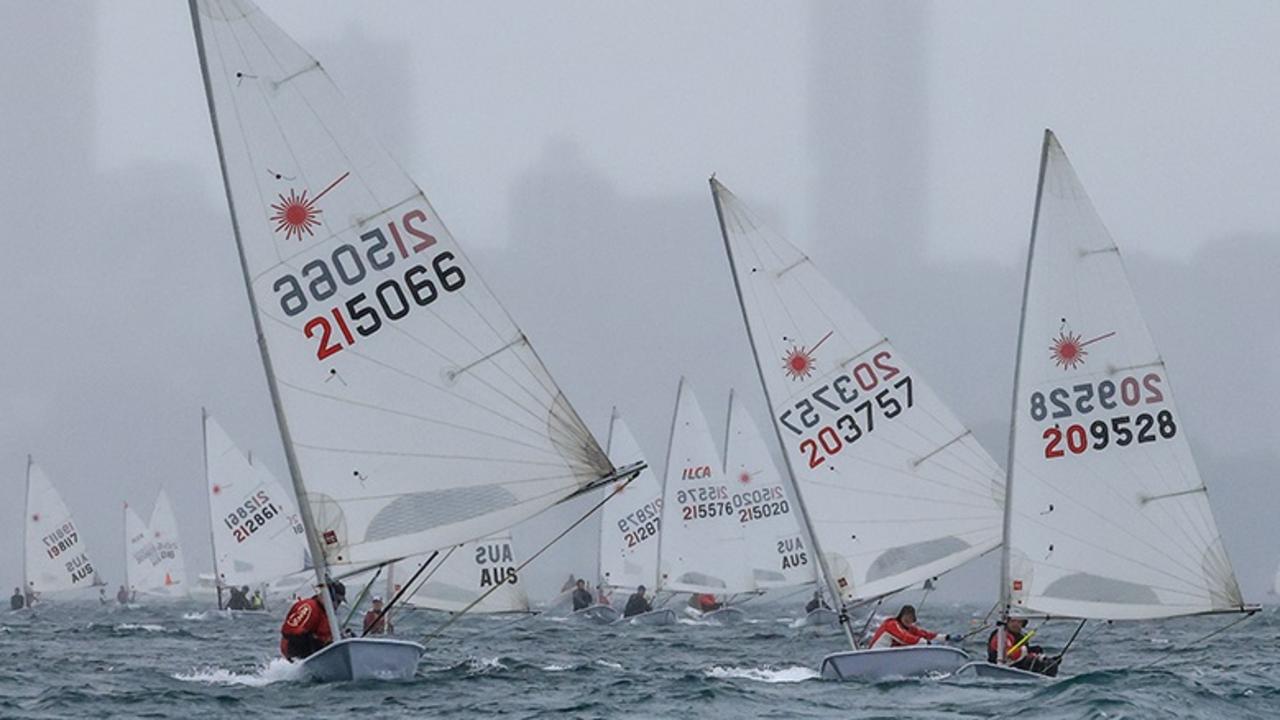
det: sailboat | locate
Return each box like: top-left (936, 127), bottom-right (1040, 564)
top-left (711, 178), bottom-right (1006, 678)
top-left (955, 130), bottom-right (1256, 679)
top-left (123, 492), bottom-right (188, 600)
top-left (584, 409), bottom-right (673, 625)
top-left (188, 0), bottom-right (639, 682)
top-left (149, 490), bottom-right (189, 597)
top-left (722, 390), bottom-right (821, 618)
top-left (657, 379), bottom-right (757, 625)
top-left (24, 457), bottom-right (102, 603)
top-left (405, 533), bottom-right (530, 615)
top-left (202, 409), bottom-right (309, 609)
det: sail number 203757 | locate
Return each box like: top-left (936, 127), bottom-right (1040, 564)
top-left (270, 209), bottom-right (468, 361)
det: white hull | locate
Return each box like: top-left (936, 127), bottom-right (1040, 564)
top-left (952, 661), bottom-right (1052, 681)
top-left (300, 638), bottom-right (423, 682)
top-left (800, 608), bottom-right (839, 627)
top-left (620, 608), bottom-right (675, 626)
top-left (571, 604), bottom-right (620, 625)
top-left (687, 606), bottom-right (746, 625)
top-left (820, 645), bottom-right (970, 680)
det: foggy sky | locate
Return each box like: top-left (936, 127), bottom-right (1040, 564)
top-left (2, 1), bottom-right (1277, 604)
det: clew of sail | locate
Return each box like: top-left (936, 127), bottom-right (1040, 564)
top-left (24, 460), bottom-right (99, 594)
top-left (405, 534), bottom-right (529, 614)
top-left (205, 412), bottom-right (308, 589)
top-left (599, 412), bottom-right (663, 594)
top-left (723, 392), bottom-right (815, 590)
top-left (191, 0), bottom-right (614, 570)
top-left (711, 179), bottom-right (1004, 605)
top-left (1004, 131), bottom-right (1244, 621)
top-left (658, 379), bottom-right (756, 595)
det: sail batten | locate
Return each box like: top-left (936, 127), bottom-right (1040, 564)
top-left (1002, 131), bottom-right (1245, 621)
top-left (191, 0), bottom-right (614, 572)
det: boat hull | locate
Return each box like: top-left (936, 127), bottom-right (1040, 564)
top-left (800, 608), bottom-right (839, 627)
top-left (300, 638), bottom-right (423, 682)
top-left (691, 606), bottom-right (746, 625)
top-left (952, 661), bottom-right (1052, 681)
top-left (571, 604), bottom-right (620, 625)
top-left (820, 645), bottom-right (970, 680)
top-left (620, 608), bottom-right (675, 626)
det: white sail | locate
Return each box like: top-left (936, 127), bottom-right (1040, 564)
top-left (1004, 131), bottom-right (1244, 620)
top-left (711, 179), bottom-right (1004, 605)
top-left (192, 0), bottom-right (614, 569)
top-left (24, 460), bottom-right (99, 595)
top-left (658, 380), bottom-right (755, 595)
top-left (599, 412), bottom-right (662, 593)
top-left (124, 503), bottom-right (166, 595)
top-left (205, 412), bottom-right (308, 589)
top-left (723, 392), bottom-right (815, 590)
top-left (140, 490), bottom-right (189, 597)
top-left (405, 534), bottom-right (528, 614)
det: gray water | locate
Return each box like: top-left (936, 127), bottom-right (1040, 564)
top-left (1, 599), bottom-right (1275, 719)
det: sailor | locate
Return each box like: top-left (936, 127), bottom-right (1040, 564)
top-left (362, 596), bottom-right (393, 635)
top-left (227, 586), bottom-right (251, 610)
top-left (98, 588), bottom-right (108, 605)
top-left (24, 583), bottom-right (37, 607)
top-left (692, 593), bottom-right (722, 613)
top-left (987, 617), bottom-right (1058, 676)
top-left (116, 585), bottom-right (129, 605)
top-left (623, 586), bottom-right (652, 618)
top-left (805, 591), bottom-right (830, 614)
top-left (868, 605), bottom-right (941, 648)
top-left (250, 590), bottom-right (265, 610)
top-left (10, 587), bottom-right (23, 610)
top-left (571, 579), bottom-right (593, 611)
top-left (596, 584), bottom-right (611, 606)
top-left (280, 581), bottom-right (345, 660)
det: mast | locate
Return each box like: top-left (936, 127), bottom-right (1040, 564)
top-left (654, 380), bottom-right (684, 595)
top-left (722, 390), bottom-right (734, 471)
top-left (22, 454), bottom-right (31, 595)
top-left (121, 501), bottom-right (128, 594)
top-left (200, 408), bottom-right (223, 610)
top-left (710, 178), bottom-right (857, 650)
top-left (188, 1), bottom-right (341, 642)
top-left (997, 129), bottom-right (1053, 662)
top-left (598, 406), bottom-right (617, 592)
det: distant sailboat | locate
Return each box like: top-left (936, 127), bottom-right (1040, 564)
top-left (148, 490), bottom-right (189, 597)
top-left (202, 409), bottom-right (309, 609)
top-left (24, 457), bottom-right (102, 602)
top-left (711, 178), bottom-right (1006, 678)
top-left (957, 130), bottom-right (1256, 679)
top-left (657, 379), bottom-right (756, 625)
top-left (188, 0), bottom-right (638, 682)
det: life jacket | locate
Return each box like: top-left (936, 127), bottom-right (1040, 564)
top-left (697, 594), bottom-right (720, 611)
top-left (869, 617), bottom-right (937, 648)
top-left (281, 595), bottom-right (332, 644)
top-left (987, 628), bottom-right (1026, 663)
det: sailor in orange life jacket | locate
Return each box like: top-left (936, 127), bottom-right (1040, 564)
top-left (279, 580), bottom-right (346, 660)
top-left (868, 605), bottom-right (947, 648)
top-left (690, 593), bottom-right (722, 613)
top-left (986, 617), bottom-right (1059, 676)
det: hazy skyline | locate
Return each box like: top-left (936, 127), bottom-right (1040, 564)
top-left (2, 1), bottom-right (1277, 603)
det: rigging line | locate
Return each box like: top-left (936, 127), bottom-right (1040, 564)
top-left (419, 474), bottom-right (636, 646)
top-left (340, 565), bottom-right (383, 631)
top-left (1131, 610), bottom-right (1257, 671)
top-left (359, 549), bottom-right (440, 638)
top-left (855, 598), bottom-right (884, 648)
top-left (288, 442), bottom-right (569, 468)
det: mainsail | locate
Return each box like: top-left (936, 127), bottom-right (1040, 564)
top-left (124, 503), bottom-right (165, 596)
top-left (1002, 131), bottom-right (1246, 621)
top-left (204, 410), bottom-right (308, 589)
top-left (658, 379), bottom-right (755, 595)
top-left (24, 459), bottom-right (99, 595)
top-left (723, 391), bottom-right (815, 590)
top-left (190, 0), bottom-right (617, 580)
top-left (145, 490), bottom-right (189, 596)
top-left (711, 178), bottom-right (1005, 609)
top-left (405, 534), bottom-right (529, 614)
top-left (599, 411), bottom-right (662, 594)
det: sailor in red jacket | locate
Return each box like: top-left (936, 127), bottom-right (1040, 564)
top-left (868, 605), bottom-right (939, 649)
top-left (280, 581), bottom-right (346, 660)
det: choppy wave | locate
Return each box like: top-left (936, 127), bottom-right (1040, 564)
top-left (173, 658), bottom-right (303, 687)
top-left (706, 665), bottom-right (820, 683)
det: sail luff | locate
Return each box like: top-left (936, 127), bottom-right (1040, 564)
top-left (710, 178), bottom-right (857, 650)
top-left (187, 0), bottom-right (338, 641)
top-left (654, 379), bottom-right (683, 594)
top-left (998, 130), bottom-right (1053, 659)
top-left (22, 454), bottom-right (31, 593)
top-left (201, 407), bottom-right (222, 607)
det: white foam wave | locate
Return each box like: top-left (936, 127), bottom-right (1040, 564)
top-left (466, 657), bottom-right (508, 673)
top-left (115, 623), bottom-right (166, 632)
top-left (173, 657), bottom-right (302, 687)
top-left (182, 612), bottom-right (208, 621)
top-left (594, 660), bottom-right (624, 670)
top-left (541, 663), bottom-right (574, 672)
top-left (705, 665), bottom-right (819, 683)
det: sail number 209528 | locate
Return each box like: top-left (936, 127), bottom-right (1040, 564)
top-left (270, 209), bottom-right (467, 361)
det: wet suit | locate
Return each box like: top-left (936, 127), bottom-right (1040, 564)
top-left (623, 592), bottom-right (652, 618)
top-left (10, 592), bottom-right (23, 610)
top-left (571, 587), bottom-right (593, 611)
top-left (280, 595), bottom-right (333, 660)
top-left (987, 628), bottom-right (1059, 677)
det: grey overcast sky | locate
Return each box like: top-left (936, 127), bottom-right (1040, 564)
top-left (2, 1), bottom-right (1277, 602)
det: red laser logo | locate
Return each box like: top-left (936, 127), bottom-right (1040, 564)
top-left (1049, 327), bottom-right (1115, 370)
top-left (269, 171), bottom-right (349, 241)
top-left (782, 330), bottom-right (833, 381)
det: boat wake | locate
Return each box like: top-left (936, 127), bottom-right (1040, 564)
top-left (705, 665), bottom-right (819, 683)
top-left (173, 657), bottom-right (303, 687)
